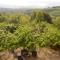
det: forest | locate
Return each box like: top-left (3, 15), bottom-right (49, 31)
top-left (0, 7), bottom-right (60, 60)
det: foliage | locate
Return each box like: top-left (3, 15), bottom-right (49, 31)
top-left (53, 17), bottom-right (60, 29)
top-left (0, 30), bottom-right (18, 51)
top-left (31, 10), bottom-right (52, 23)
top-left (0, 10), bottom-right (60, 51)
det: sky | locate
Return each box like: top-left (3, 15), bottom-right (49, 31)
top-left (0, 0), bottom-right (60, 8)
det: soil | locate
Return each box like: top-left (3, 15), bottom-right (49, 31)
top-left (0, 48), bottom-right (60, 60)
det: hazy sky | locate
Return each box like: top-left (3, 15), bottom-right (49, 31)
top-left (0, 0), bottom-right (60, 8)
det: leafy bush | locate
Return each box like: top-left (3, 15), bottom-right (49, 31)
top-left (0, 10), bottom-right (60, 52)
top-left (31, 10), bottom-right (52, 23)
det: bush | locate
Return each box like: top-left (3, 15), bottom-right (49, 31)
top-left (31, 10), bottom-right (52, 23)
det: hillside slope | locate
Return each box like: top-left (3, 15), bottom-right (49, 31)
top-left (45, 6), bottom-right (60, 17)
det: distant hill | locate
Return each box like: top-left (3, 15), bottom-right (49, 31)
top-left (0, 6), bottom-right (60, 17)
top-left (0, 7), bottom-right (33, 13)
top-left (45, 6), bottom-right (60, 17)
